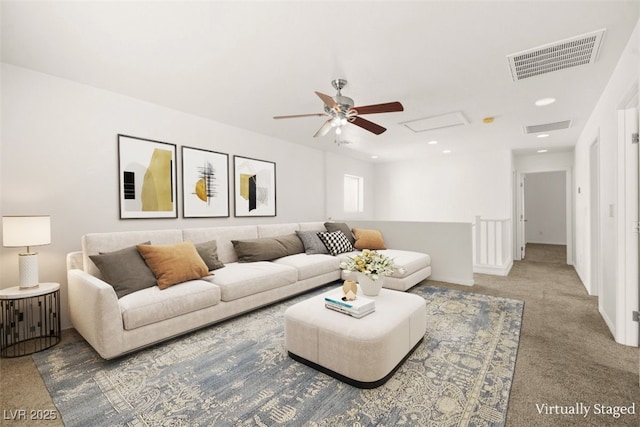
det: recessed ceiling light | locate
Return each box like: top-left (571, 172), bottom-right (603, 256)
top-left (537, 133), bottom-right (550, 138)
top-left (428, 140), bottom-right (438, 145)
top-left (442, 150), bottom-right (451, 154)
top-left (537, 149), bottom-right (548, 153)
top-left (535, 97), bottom-right (556, 106)
top-left (371, 155), bottom-right (379, 159)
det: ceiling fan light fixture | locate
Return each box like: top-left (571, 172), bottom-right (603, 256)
top-left (274, 79), bottom-right (403, 138)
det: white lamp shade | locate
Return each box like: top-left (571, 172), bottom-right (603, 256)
top-left (2, 215), bottom-right (51, 248)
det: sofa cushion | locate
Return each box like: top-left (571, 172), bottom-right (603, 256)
top-left (194, 240), bottom-right (225, 271)
top-left (232, 234), bottom-right (304, 262)
top-left (119, 280), bottom-right (221, 330)
top-left (273, 253), bottom-right (340, 280)
top-left (257, 223), bottom-right (300, 238)
top-left (89, 242), bottom-right (156, 298)
top-left (182, 225), bottom-right (258, 264)
top-left (352, 228), bottom-right (387, 250)
top-left (203, 262), bottom-right (297, 301)
top-left (378, 249), bottom-right (431, 278)
top-left (296, 230), bottom-right (329, 254)
top-left (137, 241), bottom-right (210, 289)
top-left (324, 222), bottom-right (355, 245)
top-left (298, 222), bottom-right (326, 232)
top-left (317, 230), bottom-right (354, 256)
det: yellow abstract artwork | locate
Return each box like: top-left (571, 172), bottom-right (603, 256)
top-left (141, 149), bottom-right (174, 211)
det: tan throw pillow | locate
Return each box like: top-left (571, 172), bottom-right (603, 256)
top-left (352, 228), bottom-right (387, 250)
top-left (137, 241), bottom-right (210, 289)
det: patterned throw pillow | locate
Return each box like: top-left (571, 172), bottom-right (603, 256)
top-left (316, 230), bottom-right (354, 256)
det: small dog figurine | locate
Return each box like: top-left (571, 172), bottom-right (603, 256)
top-left (342, 280), bottom-right (358, 301)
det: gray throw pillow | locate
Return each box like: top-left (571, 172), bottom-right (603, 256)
top-left (89, 242), bottom-right (156, 299)
top-left (232, 234), bottom-right (304, 262)
top-left (194, 240), bottom-right (225, 271)
top-left (296, 230), bottom-right (329, 254)
top-left (324, 222), bottom-right (355, 245)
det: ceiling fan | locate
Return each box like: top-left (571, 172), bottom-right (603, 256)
top-left (273, 79), bottom-right (404, 137)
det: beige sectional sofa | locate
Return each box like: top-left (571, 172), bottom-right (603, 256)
top-left (66, 222), bottom-right (431, 359)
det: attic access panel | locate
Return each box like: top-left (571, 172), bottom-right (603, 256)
top-left (401, 112), bottom-right (469, 133)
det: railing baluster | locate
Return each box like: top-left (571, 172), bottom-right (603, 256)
top-left (473, 216), bottom-right (512, 275)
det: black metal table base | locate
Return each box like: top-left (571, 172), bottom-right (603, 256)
top-left (0, 290), bottom-right (61, 358)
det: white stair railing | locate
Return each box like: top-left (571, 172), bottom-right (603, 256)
top-left (472, 216), bottom-right (513, 276)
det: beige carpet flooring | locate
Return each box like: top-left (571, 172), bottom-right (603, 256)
top-left (1, 243), bottom-right (638, 426)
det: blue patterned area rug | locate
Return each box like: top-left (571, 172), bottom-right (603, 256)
top-left (33, 284), bottom-right (523, 426)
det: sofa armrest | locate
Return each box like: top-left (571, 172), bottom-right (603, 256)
top-left (67, 269), bottom-right (124, 359)
top-left (66, 251), bottom-right (84, 271)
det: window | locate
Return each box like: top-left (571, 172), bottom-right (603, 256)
top-left (344, 174), bottom-right (364, 213)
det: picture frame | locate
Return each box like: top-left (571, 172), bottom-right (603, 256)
top-left (118, 134), bottom-right (178, 219)
top-left (181, 146), bottom-right (230, 218)
top-left (233, 155), bottom-right (276, 217)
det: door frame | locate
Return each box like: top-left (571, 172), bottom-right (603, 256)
top-left (590, 138), bottom-right (601, 298)
top-left (513, 165), bottom-right (573, 265)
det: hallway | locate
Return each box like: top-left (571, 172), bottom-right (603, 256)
top-left (431, 243), bottom-right (639, 426)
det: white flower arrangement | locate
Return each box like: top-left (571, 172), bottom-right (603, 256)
top-left (340, 249), bottom-right (397, 281)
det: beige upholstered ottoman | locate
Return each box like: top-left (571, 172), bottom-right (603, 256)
top-left (284, 287), bottom-right (427, 388)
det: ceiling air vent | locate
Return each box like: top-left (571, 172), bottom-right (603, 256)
top-left (401, 111), bottom-right (469, 133)
top-left (524, 120), bottom-right (572, 134)
top-left (507, 28), bottom-right (606, 81)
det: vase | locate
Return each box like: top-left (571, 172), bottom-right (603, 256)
top-left (357, 272), bottom-right (383, 296)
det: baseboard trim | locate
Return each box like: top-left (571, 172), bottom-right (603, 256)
top-left (473, 260), bottom-right (513, 276)
top-left (429, 275), bottom-right (474, 286)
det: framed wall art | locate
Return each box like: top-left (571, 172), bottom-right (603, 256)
top-left (118, 134), bottom-right (178, 219)
top-left (181, 146), bottom-right (230, 218)
top-left (233, 155), bottom-right (276, 217)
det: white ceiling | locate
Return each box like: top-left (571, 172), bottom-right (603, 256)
top-left (2, 1), bottom-right (639, 162)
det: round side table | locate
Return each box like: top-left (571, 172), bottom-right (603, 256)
top-left (0, 282), bottom-right (61, 358)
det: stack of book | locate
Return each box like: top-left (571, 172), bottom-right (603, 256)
top-left (324, 291), bottom-right (375, 318)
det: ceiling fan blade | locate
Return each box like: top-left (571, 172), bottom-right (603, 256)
top-left (315, 91), bottom-right (336, 109)
top-left (314, 120), bottom-right (333, 137)
top-left (350, 116), bottom-right (387, 135)
top-left (273, 113), bottom-right (325, 119)
top-left (351, 101), bottom-right (404, 115)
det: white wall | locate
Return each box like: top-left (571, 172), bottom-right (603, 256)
top-left (524, 171), bottom-right (567, 245)
top-left (573, 17), bottom-right (639, 346)
top-left (373, 150), bottom-right (513, 222)
top-left (345, 220), bottom-right (474, 286)
top-left (0, 64), bottom-right (332, 328)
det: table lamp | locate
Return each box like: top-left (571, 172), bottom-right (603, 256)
top-left (2, 215), bottom-right (51, 288)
